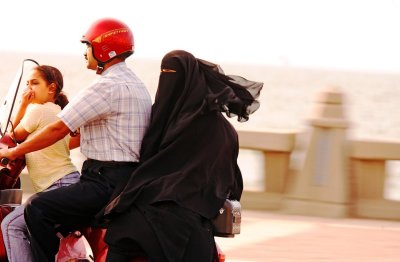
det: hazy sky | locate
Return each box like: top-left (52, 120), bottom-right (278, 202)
top-left (1, 0), bottom-right (400, 72)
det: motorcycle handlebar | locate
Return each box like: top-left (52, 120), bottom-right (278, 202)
top-left (0, 158), bottom-right (9, 166)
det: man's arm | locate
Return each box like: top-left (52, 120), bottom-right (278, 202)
top-left (69, 133), bottom-right (81, 150)
top-left (0, 119), bottom-right (71, 160)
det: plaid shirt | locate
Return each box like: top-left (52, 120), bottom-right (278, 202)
top-left (59, 62), bottom-right (152, 162)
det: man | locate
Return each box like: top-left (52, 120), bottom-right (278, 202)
top-left (0, 18), bottom-right (152, 261)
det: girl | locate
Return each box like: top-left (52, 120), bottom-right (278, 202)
top-left (1, 65), bottom-right (80, 262)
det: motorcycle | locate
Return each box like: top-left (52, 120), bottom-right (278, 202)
top-left (0, 59), bottom-right (230, 262)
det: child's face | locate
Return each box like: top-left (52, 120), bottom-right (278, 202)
top-left (26, 69), bottom-right (52, 104)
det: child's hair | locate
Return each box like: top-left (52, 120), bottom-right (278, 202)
top-left (34, 65), bottom-right (69, 109)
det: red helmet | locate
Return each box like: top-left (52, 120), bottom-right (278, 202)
top-left (81, 18), bottom-right (134, 63)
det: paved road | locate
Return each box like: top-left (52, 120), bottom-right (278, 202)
top-left (217, 210), bottom-right (400, 262)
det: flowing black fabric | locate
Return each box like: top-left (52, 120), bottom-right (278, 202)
top-left (103, 50), bottom-right (262, 261)
top-left (104, 50), bottom-right (262, 219)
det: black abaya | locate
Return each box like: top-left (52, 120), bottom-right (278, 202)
top-left (103, 50), bottom-right (263, 262)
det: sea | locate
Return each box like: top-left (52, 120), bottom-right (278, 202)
top-left (1, 51), bottom-right (400, 199)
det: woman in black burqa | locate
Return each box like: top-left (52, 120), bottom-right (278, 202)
top-left (103, 50), bottom-right (263, 261)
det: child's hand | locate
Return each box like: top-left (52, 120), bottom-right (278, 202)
top-left (21, 88), bottom-right (34, 107)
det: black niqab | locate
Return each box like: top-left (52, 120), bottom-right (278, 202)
top-left (104, 50), bottom-right (263, 219)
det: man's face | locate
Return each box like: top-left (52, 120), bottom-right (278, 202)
top-left (84, 44), bottom-right (98, 71)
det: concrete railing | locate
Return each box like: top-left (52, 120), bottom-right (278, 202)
top-left (238, 129), bottom-right (297, 210)
top-left (349, 139), bottom-right (400, 220)
top-left (238, 130), bottom-right (400, 220)
top-left (239, 86), bottom-right (400, 220)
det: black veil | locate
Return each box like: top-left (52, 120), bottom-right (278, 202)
top-left (104, 50), bottom-right (263, 219)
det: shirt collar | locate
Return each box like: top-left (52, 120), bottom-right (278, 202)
top-left (101, 61), bottom-right (127, 75)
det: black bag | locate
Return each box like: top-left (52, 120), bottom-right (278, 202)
top-left (212, 199), bottom-right (241, 237)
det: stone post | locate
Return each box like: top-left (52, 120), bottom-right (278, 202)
top-left (284, 86), bottom-right (350, 217)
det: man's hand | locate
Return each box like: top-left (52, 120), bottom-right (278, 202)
top-left (0, 147), bottom-right (15, 163)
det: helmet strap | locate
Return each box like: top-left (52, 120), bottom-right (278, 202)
top-left (96, 62), bottom-right (105, 75)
